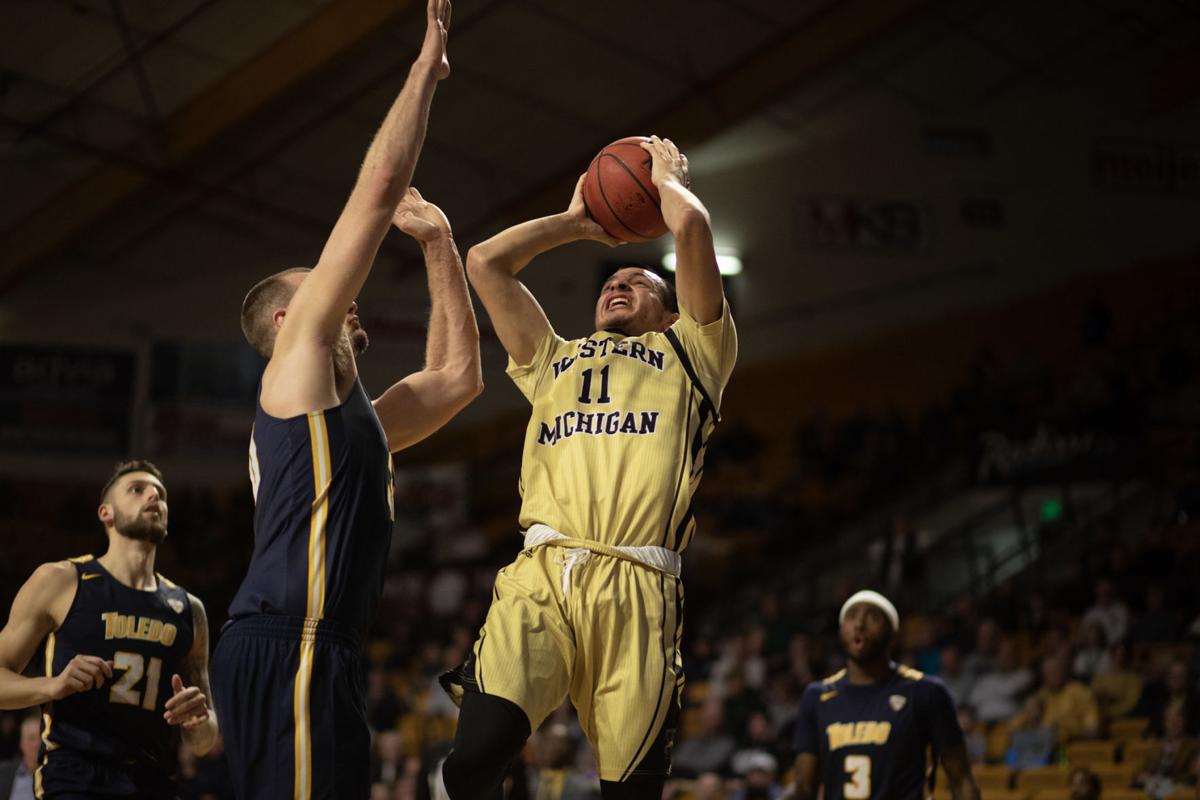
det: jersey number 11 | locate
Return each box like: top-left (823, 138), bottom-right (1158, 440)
top-left (578, 366), bottom-right (612, 404)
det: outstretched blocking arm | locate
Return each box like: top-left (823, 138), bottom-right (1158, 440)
top-left (0, 563), bottom-right (112, 709)
top-left (642, 136), bottom-right (723, 324)
top-left (373, 190), bottom-right (482, 451)
top-left (466, 175), bottom-right (622, 365)
top-left (165, 594), bottom-right (218, 756)
top-left (268, 0), bottom-right (451, 392)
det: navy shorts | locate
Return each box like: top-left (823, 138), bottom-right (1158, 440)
top-left (37, 746), bottom-right (176, 799)
top-left (211, 615), bottom-right (368, 799)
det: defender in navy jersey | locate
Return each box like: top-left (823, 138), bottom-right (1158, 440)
top-left (791, 591), bottom-right (979, 800)
top-left (210, 2), bottom-right (481, 797)
top-left (0, 461), bottom-right (217, 798)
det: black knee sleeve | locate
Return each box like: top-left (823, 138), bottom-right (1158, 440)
top-left (442, 692), bottom-right (531, 800)
top-left (600, 775), bottom-right (667, 800)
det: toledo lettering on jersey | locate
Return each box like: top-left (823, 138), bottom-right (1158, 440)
top-left (101, 612), bottom-right (178, 647)
top-left (825, 721), bottom-right (893, 750)
top-left (537, 337), bottom-right (666, 448)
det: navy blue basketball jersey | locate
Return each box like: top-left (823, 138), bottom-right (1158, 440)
top-left (228, 378), bottom-right (394, 635)
top-left (36, 556), bottom-right (194, 798)
top-left (794, 665), bottom-right (964, 800)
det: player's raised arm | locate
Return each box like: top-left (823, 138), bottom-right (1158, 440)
top-left (0, 563), bottom-right (112, 709)
top-left (372, 189), bottom-right (482, 451)
top-left (641, 136), bottom-right (723, 324)
top-left (273, 0), bottom-right (451, 363)
top-left (466, 174), bottom-right (623, 366)
top-left (165, 594), bottom-right (218, 756)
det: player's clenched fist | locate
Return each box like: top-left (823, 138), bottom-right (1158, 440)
top-left (164, 674), bottom-right (211, 728)
top-left (49, 655), bottom-right (113, 699)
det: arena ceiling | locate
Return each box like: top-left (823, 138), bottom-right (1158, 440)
top-left (0, 0), bottom-right (1196, 313)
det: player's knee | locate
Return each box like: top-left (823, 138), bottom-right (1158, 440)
top-left (443, 693), bottom-right (530, 799)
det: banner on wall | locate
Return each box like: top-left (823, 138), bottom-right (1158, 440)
top-left (794, 194), bottom-right (931, 253)
top-left (0, 346), bottom-right (136, 454)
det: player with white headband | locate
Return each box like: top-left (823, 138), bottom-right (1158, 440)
top-left (788, 590), bottom-right (981, 800)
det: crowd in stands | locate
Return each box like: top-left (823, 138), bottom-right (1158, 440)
top-left (0, 292), bottom-right (1198, 800)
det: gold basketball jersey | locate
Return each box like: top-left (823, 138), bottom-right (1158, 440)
top-left (507, 302), bottom-right (736, 551)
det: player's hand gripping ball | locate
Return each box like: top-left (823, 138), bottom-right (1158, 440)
top-left (582, 136), bottom-right (669, 243)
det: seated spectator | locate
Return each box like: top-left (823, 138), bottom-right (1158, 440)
top-left (0, 715), bottom-right (40, 800)
top-left (693, 772), bottom-right (728, 800)
top-left (1144, 661), bottom-right (1200, 737)
top-left (722, 671), bottom-right (768, 742)
top-left (1137, 704), bottom-right (1199, 799)
top-left (1082, 578), bottom-right (1130, 646)
top-left (729, 750), bottom-right (782, 800)
top-left (1039, 654), bottom-right (1101, 742)
top-left (938, 644), bottom-right (974, 707)
top-left (962, 619), bottom-right (1000, 678)
top-left (763, 673), bottom-right (801, 739)
top-left (1073, 620), bottom-right (1112, 681)
top-left (733, 711), bottom-right (789, 770)
top-left (1005, 696), bottom-right (1057, 769)
top-left (1134, 584), bottom-right (1178, 644)
top-left (957, 706), bottom-right (987, 765)
top-left (674, 702), bottom-right (737, 778)
top-left (1092, 639), bottom-right (1143, 720)
top-left (967, 637), bottom-right (1034, 724)
top-left (525, 723), bottom-right (601, 800)
top-left (1069, 766), bottom-right (1101, 800)
top-left (367, 663), bottom-right (406, 732)
top-left (372, 730), bottom-right (406, 786)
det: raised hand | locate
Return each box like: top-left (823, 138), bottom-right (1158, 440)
top-left (392, 187), bottom-right (452, 243)
top-left (420, 0), bottom-right (452, 80)
top-left (640, 135), bottom-right (689, 190)
top-left (565, 174), bottom-right (625, 247)
top-left (49, 655), bottom-right (113, 699)
top-left (164, 673), bottom-right (211, 728)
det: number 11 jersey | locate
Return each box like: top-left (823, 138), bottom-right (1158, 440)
top-left (507, 302), bottom-right (736, 551)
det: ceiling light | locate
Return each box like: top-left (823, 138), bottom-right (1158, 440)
top-left (661, 249), bottom-right (743, 276)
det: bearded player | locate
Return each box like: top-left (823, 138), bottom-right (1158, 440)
top-left (440, 135), bottom-right (735, 800)
top-left (0, 460), bottom-right (216, 798)
top-left (789, 591), bottom-right (980, 800)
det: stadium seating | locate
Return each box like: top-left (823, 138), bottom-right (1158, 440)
top-left (1110, 717), bottom-right (1149, 742)
top-left (1016, 767), bottom-right (1069, 793)
top-left (1066, 740), bottom-right (1118, 766)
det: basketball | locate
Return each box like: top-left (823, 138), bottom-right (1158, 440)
top-left (582, 136), bottom-right (669, 243)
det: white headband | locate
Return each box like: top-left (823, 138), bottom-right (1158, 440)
top-left (839, 590), bottom-right (900, 633)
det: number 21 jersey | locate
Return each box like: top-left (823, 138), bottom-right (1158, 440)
top-left (36, 556), bottom-right (193, 798)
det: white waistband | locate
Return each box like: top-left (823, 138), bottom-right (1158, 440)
top-left (523, 524), bottom-right (682, 578)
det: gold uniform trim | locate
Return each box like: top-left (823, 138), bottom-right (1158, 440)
top-left (293, 410), bottom-right (331, 800)
top-left (34, 632), bottom-right (56, 799)
top-left (822, 668), bottom-right (847, 684)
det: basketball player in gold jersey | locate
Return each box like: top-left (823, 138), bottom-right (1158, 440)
top-left (442, 136), bottom-right (735, 800)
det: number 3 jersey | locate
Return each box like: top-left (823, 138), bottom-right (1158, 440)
top-left (36, 556), bottom-right (194, 796)
top-left (507, 301), bottom-right (736, 551)
top-left (793, 665), bottom-right (965, 800)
